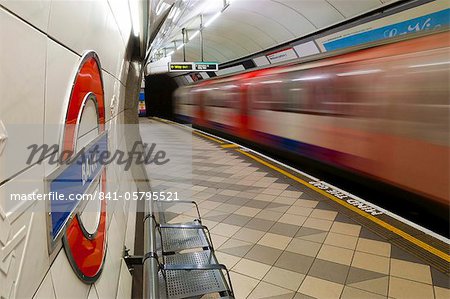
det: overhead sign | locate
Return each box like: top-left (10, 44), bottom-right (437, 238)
top-left (194, 62), bottom-right (219, 71)
top-left (169, 62), bottom-right (194, 72)
top-left (316, 1), bottom-right (449, 52)
top-left (323, 8), bottom-right (449, 51)
top-left (266, 48), bottom-right (298, 64)
top-left (169, 62), bottom-right (219, 72)
top-left (293, 41), bottom-right (321, 58)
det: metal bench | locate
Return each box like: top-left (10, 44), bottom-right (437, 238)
top-left (153, 201), bottom-right (215, 254)
top-left (139, 199), bottom-right (235, 299)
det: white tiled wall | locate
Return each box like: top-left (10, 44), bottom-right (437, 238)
top-left (0, 0), bottom-right (51, 31)
top-left (0, 1), bottom-right (143, 298)
top-left (0, 7), bottom-right (46, 183)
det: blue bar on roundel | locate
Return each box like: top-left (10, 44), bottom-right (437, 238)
top-left (49, 132), bottom-right (108, 240)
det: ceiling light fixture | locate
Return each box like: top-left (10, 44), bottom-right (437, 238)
top-left (155, 0), bottom-right (170, 16)
top-left (129, 0), bottom-right (140, 37)
top-left (157, 0), bottom-right (233, 60)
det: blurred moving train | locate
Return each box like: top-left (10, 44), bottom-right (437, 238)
top-left (175, 30), bottom-right (450, 207)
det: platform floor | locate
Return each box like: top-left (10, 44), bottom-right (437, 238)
top-left (141, 118), bottom-right (450, 299)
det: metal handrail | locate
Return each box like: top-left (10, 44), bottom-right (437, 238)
top-left (156, 219), bottom-right (215, 253)
top-left (143, 200), bottom-right (160, 299)
top-left (155, 200), bottom-right (202, 222)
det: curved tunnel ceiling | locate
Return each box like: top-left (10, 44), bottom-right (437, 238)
top-left (150, 0), bottom-right (399, 64)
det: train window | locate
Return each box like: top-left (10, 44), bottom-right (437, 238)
top-left (251, 80), bottom-right (274, 110)
top-left (382, 50), bottom-right (450, 126)
top-left (220, 84), bottom-right (240, 108)
top-left (216, 89), bottom-right (228, 108)
top-left (177, 88), bottom-right (194, 105)
top-left (203, 87), bottom-right (219, 107)
top-left (202, 84), bottom-right (239, 108)
top-left (285, 70), bottom-right (333, 115)
top-left (205, 89), bottom-right (215, 107)
top-left (331, 61), bottom-right (386, 118)
top-left (251, 75), bottom-right (288, 111)
top-left (191, 88), bottom-right (205, 106)
top-left (285, 84), bottom-right (304, 111)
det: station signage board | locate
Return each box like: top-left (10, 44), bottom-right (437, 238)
top-left (194, 62), bottom-right (219, 71)
top-left (315, 2), bottom-right (449, 52)
top-left (169, 62), bottom-right (219, 72)
top-left (266, 48), bottom-right (298, 64)
top-left (169, 62), bottom-right (194, 72)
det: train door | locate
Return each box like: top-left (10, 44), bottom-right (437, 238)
top-left (239, 81), bottom-right (250, 138)
top-left (193, 87), bottom-right (206, 127)
top-left (238, 71), bottom-right (264, 139)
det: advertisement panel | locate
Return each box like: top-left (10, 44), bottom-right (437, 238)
top-left (316, 0), bottom-right (449, 52)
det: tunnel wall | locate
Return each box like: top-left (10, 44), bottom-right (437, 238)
top-left (144, 74), bottom-right (179, 120)
top-left (0, 2), bottom-right (144, 299)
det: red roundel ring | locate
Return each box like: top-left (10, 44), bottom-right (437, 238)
top-left (62, 51), bottom-right (107, 283)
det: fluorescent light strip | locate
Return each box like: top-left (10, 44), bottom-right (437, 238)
top-left (159, 2), bottom-right (231, 60)
top-left (189, 30), bottom-right (200, 41)
top-left (336, 69), bottom-right (381, 77)
top-left (261, 80), bottom-right (282, 84)
top-left (129, 0), bottom-right (140, 37)
top-left (204, 11), bottom-right (221, 28)
top-left (292, 75), bottom-right (325, 81)
top-left (409, 61), bottom-right (450, 68)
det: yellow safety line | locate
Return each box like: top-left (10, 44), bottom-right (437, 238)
top-left (193, 131), bottom-right (224, 144)
top-left (221, 144), bottom-right (239, 149)
top-left (236, 149), bottom-right (450, 262)
top-left (151, 118), bottom-right (224, 144)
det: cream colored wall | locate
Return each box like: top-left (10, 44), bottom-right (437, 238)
top-left (0, 1), bottom-right (144, 298)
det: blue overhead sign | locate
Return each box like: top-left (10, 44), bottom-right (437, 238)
top-left (323, 8), bottom-right (450, 51)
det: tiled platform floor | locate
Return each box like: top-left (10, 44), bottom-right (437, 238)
top-left (143, 119), bottom-right (450, 299)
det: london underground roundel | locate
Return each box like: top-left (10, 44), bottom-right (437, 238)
top-left (47, 51), bottom-right (107, 283)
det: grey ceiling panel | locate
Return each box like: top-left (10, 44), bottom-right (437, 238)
top-left (326, 0), bottom-right (383, 18)
top-left (274, 0), bottom-right (345, 28)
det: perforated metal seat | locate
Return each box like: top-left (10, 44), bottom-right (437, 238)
top-left (159, 251), bottom-right (233, 299)
top-left (147, 200), bottom-right (234, 298)
top-left (158, 220), bottom-right (213, 253)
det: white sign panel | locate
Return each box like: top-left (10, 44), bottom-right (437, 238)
top-left (266, 48), bottom-right (298, 64)
top-left (253, 56), bottom-right (270, 67)
top-left (293, 41), bottom-right (321, 58)
top-left (216, 65), bottom-right (245, 76)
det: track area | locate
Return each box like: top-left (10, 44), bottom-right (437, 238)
top-left (143, 117), bottom-right (450, 299)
